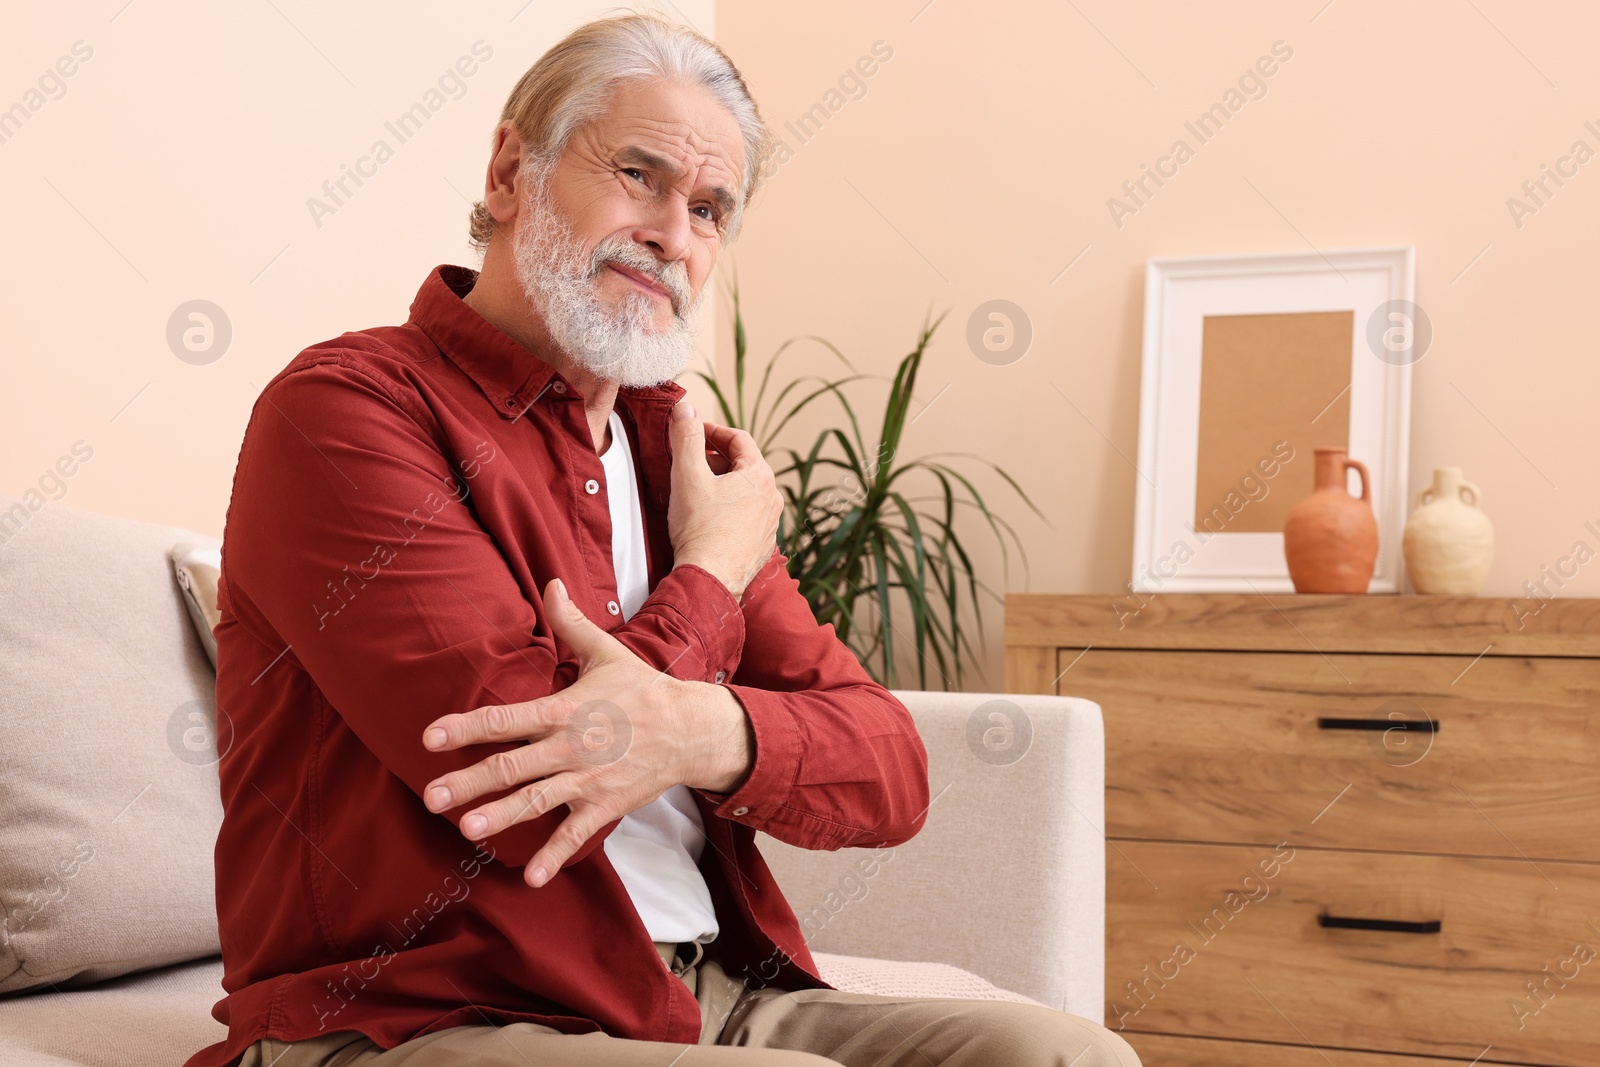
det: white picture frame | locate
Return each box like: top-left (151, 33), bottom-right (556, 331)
top-left (1132, 246), bottom-right (1415, 594)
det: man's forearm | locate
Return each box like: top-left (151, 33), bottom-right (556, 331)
top-left (606, 562), bottom-right (747, 687)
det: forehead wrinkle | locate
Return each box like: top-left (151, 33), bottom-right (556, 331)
top-left (608, 116), bottom-right (739, 174)
top-left (628, 113), bottom-right (737, 154)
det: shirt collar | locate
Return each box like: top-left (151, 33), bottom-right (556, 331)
top-left (408, 264), bottom-right (688, 420)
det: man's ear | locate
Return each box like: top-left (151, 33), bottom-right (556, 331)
top-left (483, 121), bottom-right (527, 226)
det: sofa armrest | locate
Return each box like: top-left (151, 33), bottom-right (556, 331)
top-left (754, 689), bottom-right (1105, 1020)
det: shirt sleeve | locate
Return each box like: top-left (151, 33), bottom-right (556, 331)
top-left (219, 355), bottom-right (747, 872)
top-left (689, 548), bottom-right (931, 851)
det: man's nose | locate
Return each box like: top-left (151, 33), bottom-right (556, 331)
top-left (631, 202), bottom-right (692, 268)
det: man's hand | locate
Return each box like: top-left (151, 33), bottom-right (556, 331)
top-left (667, 398), bottom-right (782, 601)
top-left (419, 577), bottom-right (754, 888)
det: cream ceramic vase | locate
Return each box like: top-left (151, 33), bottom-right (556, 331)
top-left (1403, 467), bottom-right (1494, 595)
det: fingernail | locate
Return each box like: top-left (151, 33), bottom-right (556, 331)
top-left (553, 578), bottom-right (567, 604)
top-left (426, 786), bottom-right (451, 810)
top-left (424, 728), bottom-right (447, 749)
top-left (530, 865), bottom-right (550, 887)
top-left (673, 398), bottom-right (695, 421)
top-left (462, 814), bottom-right (487, 837)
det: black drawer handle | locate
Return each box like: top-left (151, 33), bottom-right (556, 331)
top-left (1317, 717), bottom-right (1438, 733)
top-left (1319, 914), bottom-right (1442, 934)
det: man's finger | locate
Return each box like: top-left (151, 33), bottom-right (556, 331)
top-left (423, 694), bottom-right (559, 752)
top-left (525, 806), bottom-right (613, 888)
top-left (421, 578), bottom-right (622, 756)
top-left (423, 734), bottom-right (559, 814)
top-left (701, 422), bottom-right (763, 471)
top-left (703, 442), bottom-right (732, 475)
top-left (457, 770), bottom-right (583, 843)
top-left (668, 399), bottom-right (710, 481)
top-left (542, 577), bottom-right (627, 668)
top-left (696, 419), bottom-right (731, 474)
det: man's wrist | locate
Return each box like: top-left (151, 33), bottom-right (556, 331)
top-left (678, 679), bottom-right (754, 794)
top-left (672, 559), bottom-right (746, 602)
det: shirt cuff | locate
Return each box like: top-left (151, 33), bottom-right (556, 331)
top-left (649, 563), bottom-right (746, 682)
top-left (691, 683), bottom-right (798, 823)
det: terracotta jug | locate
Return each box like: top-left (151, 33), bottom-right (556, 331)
top-left (1283, 447), bottom-right (1379, 593)
top-left (1403, 467), bottom-right (1494, 594)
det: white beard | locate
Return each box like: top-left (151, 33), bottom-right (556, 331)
top-left (511, 165), bottom-right (707, 388)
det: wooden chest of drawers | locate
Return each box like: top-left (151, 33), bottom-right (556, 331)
top-left (1005, 593), bottom-right (1600, 1067)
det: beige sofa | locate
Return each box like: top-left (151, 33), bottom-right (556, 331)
top-left (0, 494), bottom-right (1107, 1066)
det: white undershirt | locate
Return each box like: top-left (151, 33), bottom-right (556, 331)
top-left (597, 409), bottom-right (719, 945)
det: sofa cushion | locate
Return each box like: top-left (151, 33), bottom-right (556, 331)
top-left (811, 951), bottom-right (1044, 1005)
top-left (0, 956), bottom-right (227, 1067)
top-left (0, 952), bottom-right (1039, 1066)
top-left (0, 496), bottom-right (225, 995)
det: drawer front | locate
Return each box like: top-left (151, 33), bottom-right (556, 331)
top-left (1124, 1033), bottom-right (1488, 1067)
top-left (1107, 841), bottom-right (1600, 1066)
top-left (1062, 649), bottom-right (1600, 861)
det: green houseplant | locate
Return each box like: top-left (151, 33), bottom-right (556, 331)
top-left (691, 279), bottom-right (1045, 691)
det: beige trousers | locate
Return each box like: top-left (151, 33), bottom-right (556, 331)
top-left (231, 940), bottom-right (1140, 1066)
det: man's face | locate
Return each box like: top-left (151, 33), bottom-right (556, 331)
top-left (510, 78), bottom-right (745, 387)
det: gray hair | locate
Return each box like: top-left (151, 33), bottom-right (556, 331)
top-left (468, 11), bottom-right (774, 253)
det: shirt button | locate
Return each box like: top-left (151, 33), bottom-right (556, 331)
top-left (551, 381), bottom-right (566, 393)
top-left (584, 478), bottom-right (599, 495)
top-left (713, 669), bottom-right (727, 683)
top-left (732, 806), bottom-right (749, 816)
top-left (606, 600), bottom-right (620, 615)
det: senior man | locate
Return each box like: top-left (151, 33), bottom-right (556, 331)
top-left (189, 13), bottom-right (1138, 1067)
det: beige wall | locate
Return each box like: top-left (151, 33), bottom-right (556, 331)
top-left (1, 0), bottom-right (716, 533)
top-left (8, 3), bottom-right (1598, 695)
top-left (716, 0), bottom-right (1600, 690)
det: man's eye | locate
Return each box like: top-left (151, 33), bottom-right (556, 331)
top-left (622, 168), bottom-right (646, 183)
top-left (692, 205), bottom-right (717, 221)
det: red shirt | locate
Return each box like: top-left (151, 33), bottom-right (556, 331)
top-left (185, 264), bottom-right (930, 1067)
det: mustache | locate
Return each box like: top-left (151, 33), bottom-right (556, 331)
top-left (588, 241), bottom-right (691, 314)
